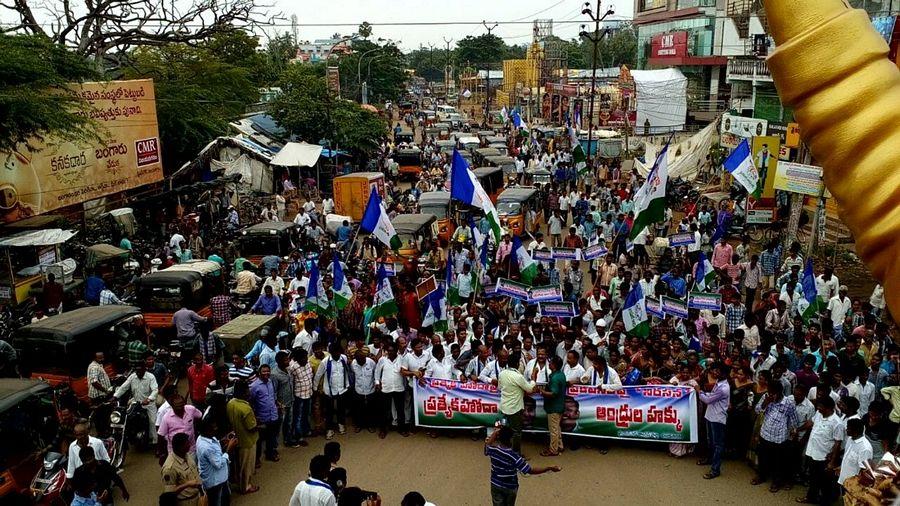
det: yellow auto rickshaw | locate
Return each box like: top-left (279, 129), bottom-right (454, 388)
top-left (497, 188), bottom-right (539, 237)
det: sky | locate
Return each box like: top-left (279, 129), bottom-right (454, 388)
top-left (268, 0), bottom-right (635, 50)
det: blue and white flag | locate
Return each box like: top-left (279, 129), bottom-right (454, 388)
top-left (451, 150), bottom-right (502, 242)
top-left (723, 139), bottom-right (758, 195)
top-left (623, 283), bottom-right (650, 338)
top-left (331, 251), bottom-right (352, 310)
top-left (360, 186), bottom-right (400, 250)
top-left (305, 261), bottom-right (332, 316)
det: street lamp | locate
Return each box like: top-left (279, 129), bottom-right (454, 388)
top-left (579, 1), bottom-right (615, 166)
top-left (357, 38), bottom-right (389, 104)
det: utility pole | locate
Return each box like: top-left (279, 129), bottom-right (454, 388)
top-left (444, 37), bottom-right (453, 98)
top-left (579, 1), bottom-right (615, 166)
top-left (483, 21), bottom-right (498, 123)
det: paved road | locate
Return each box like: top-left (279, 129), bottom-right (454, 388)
top-left (119, 431), bottom-right (800, 505)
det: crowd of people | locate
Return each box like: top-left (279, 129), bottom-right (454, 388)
top-left (11, 105), bottom-right (899, 506)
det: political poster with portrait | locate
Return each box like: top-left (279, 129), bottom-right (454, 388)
top-left (751, 135), bottom-right (781, 199)
top-left (414, 379), bottom-right (698, 443)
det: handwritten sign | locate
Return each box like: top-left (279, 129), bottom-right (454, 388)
top-left (540, 301), bottom-right (576, 317)
top-left (668, 233), bottom-right (695, 248)
top-left (688, 292), bottom-right (722, 311)
top-left (581, 244), bottom-right (608, 261)
top-left (661, 296), bottom-right (689, 319)
top-left (416, 276), bottom-right (438, 300)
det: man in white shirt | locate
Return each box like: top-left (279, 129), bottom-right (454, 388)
top-left (465, 345), bottom-right (491, 382)
top-left (826, 285), bottom-right (852, 338)
top-left (478, 349), bottom-right (508, 386)
top-left (424, 345), bottom-right (454, 380)
top-left (562, 350), bottom-right (586, 386)
top-left (113, 362), bottom-right (159, 443)
top-left (289, 455), bottom-right (337, 506)
top-left (312, 343), bottom-right (350, 439)
top-left (401, 340), bottom-right (432, 389)
top-left (799, 396), bottom-right (844, 504)
top-left (349, 349), bottom-right (377, 432)
top-left (582, 355), bottom-right (622, 389)
top-left (838, 418), bottom-right (872, 487)
top-left (293, 209), bottom-right (311, 227)
top-left (292, 319), bottom-right (318, 354)
top-left (456, 264), bottom-right (474, 300)
top-left (815, 266), bottom-right (840, 302)
top-left (375, 342), bottom-right (408, 437)
top-left (67, 423), bottom-right (110, 478)
top-left (525, 347), bottom-right (551, 385)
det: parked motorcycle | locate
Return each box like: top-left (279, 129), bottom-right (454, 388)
top-left (29, 452), bottom-right (67, 506)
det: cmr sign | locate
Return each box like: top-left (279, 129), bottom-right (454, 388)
top-left (651, 31), bottom-right (689, 59)
top-left (135, 137), bottom-right (160, 167)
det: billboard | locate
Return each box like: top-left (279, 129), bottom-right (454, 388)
top-left (720, 113), bottom-right (767, 148)
top-left (751, 136), bottom-right (781, 199)
top-left (651, 31), bottom-right (689, 59)
top-left (0, 79), bottom-right (163, 223)
top-left (774, 161), bottom-right (831, 197)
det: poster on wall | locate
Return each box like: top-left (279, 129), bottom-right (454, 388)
top-left (0, 79), bottom-right (164, 223)
top-left (751, 136), bottom-right (781, 199)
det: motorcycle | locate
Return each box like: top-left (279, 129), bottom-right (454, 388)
top-left (89, 398), bottom-right (128, 471)
top-left (29, 452), bottom-right (67, 506)
top-left (124, 401), bottom-right (151, 452)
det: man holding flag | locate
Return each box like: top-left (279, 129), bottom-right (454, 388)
top-left (450, 150), bottom-right (503, 244)
top-left (630, 143), bottom-right (669, 243)
top-left (360, 186), bottom-right (401, 251)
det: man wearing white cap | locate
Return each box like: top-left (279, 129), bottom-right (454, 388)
top-left (826, 285), bottom-right (852, 339)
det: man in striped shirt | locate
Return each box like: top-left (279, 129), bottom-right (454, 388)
top-left (484, 426), bottom-right (560, 506)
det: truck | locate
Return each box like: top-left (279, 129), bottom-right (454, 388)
top-left (332, 172), bottom-right (385, 221)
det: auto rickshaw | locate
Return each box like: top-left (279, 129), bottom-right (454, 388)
top-left (418, 192), bottom-right (454, 242)
top-left (12, 305), bottom-right (142, 400)
top-left (389, 214), bottom-right (437, 259)
top-left (425, 126), bottom-right (442, 140)
top-left (473, 166), bottom-right (505, 203)
top-left (433, 123), bottom-right (451, 140)
top-left (526, 167), bottom-right (553, 187)
top-left (457, 136), bottom-right (481, 153)
top-left (235, 221), bottom-right (300, 266)
top-left (435, 140), bottom-right (457, 154)
top-left (136, 268), bottom-right (212, 332)
top-left (486, 155), bottom-right (516, 176)
top-left (395, 128), bottom-right (415, 144)
top-left (395, 147), bottom-right (423, 178)
top-left (497, 188), bottom-right (539, 236)
top-left (84, 243), bottom-right (133, 285)
top-left (0, 379), bottom-right (56, 503)
top-left (473, 147), bottom-right (502, 167)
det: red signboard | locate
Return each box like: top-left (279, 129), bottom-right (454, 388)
top-left (651, 31), bottom-right (689, 59)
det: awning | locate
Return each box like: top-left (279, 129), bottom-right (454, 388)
top-left (85, 244), bottom-right (130, 268)
top-left (0, 229), bottom-right (77, 247)
top-left (270, 142), bottom-right (323, 167)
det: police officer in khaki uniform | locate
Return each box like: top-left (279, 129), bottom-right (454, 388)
top-left (161, 432), bottom-right (202, 505)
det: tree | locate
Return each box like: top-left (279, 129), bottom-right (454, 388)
top-left (582, 26), bottom-right (638, 69)
top-left (269, 64), bottom-right (386, 159)
top-left (265, 32), bottom-right (299, 83)
top-left (358, 22), bottom-right (373, 40)
top-left (456, 34), bottom-right (508, 65)
top-left (1, 0), bottom-right (276, 60)
top-left (269, 64), bottom-right (332, 144)
top-left (122, 44), bottom-right (256, 171)
top-left (0, 34), bottom-right (100, 153)
top-left (406, 46), bottom-right (449, 82)
top-left (337, 40), bottom-right (408, 104)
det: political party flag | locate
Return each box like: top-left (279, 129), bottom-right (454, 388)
top-left (451, 150), bottom-right (502, 243)
top-left (711, 217), bottom-right (729, 244)
top-left (569, 124), bottom-right (588, 175)
top-left (331, 251), bottom-right (352, 311)
top-left (512, 109), bottom-right (529, 135)
top-left (695, 252), bottom-right (716, 291)
top-left (511, 235), bottom-right (538, 285)
top-left (305, 261), bottom-right (332, 317)
top-left (360, 186), bottom-right (401, 250)
top-left (372, 264), bottom-right (398, 319)
top-left (445, 256), bottom-right (461, 306)
top-left (422, 287), bottom-right (449, 332)
top-left (724, 139), bottom-right (759, 196)
top-left (629, 143), bottom-right (669, 240)
top-left (801, 259), bottom-right (821, 323)
top-left (468, 215), bottom-right (485, 252)
top-left (623, 283), bottom-right (650, 338)
top-left (498, 106), bottom-right (508, 123)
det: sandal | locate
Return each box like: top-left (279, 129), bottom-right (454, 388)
top-left (243, 485), bottom-right (260, 494)
top-left (703, 472), bottom-right (720, 480)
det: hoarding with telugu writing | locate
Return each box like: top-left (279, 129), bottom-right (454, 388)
top-left (0, 79), bottom-right (163, 223)
top-left (414, 379), bottom-right (698, 442)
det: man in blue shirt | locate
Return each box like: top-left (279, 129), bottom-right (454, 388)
top-left (484, 426), bottom-right (560, 505)
top-left (84, 271), bottom-right (105, 305)
top-left (251, 286), bottom-right (282, 317)
top-left (250, 364), bottom-right (280, 463)
top-left (336, 220), bottom-right (352, 244)
top-left (196, 418), bottom-right (236, 506)
top-left (660, 266), bottom-right (687, 298)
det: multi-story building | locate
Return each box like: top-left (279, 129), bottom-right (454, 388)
top-left (294, 36), bottom-right (354, 63)
top-left (634, 0), bottom-right (773, 123)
